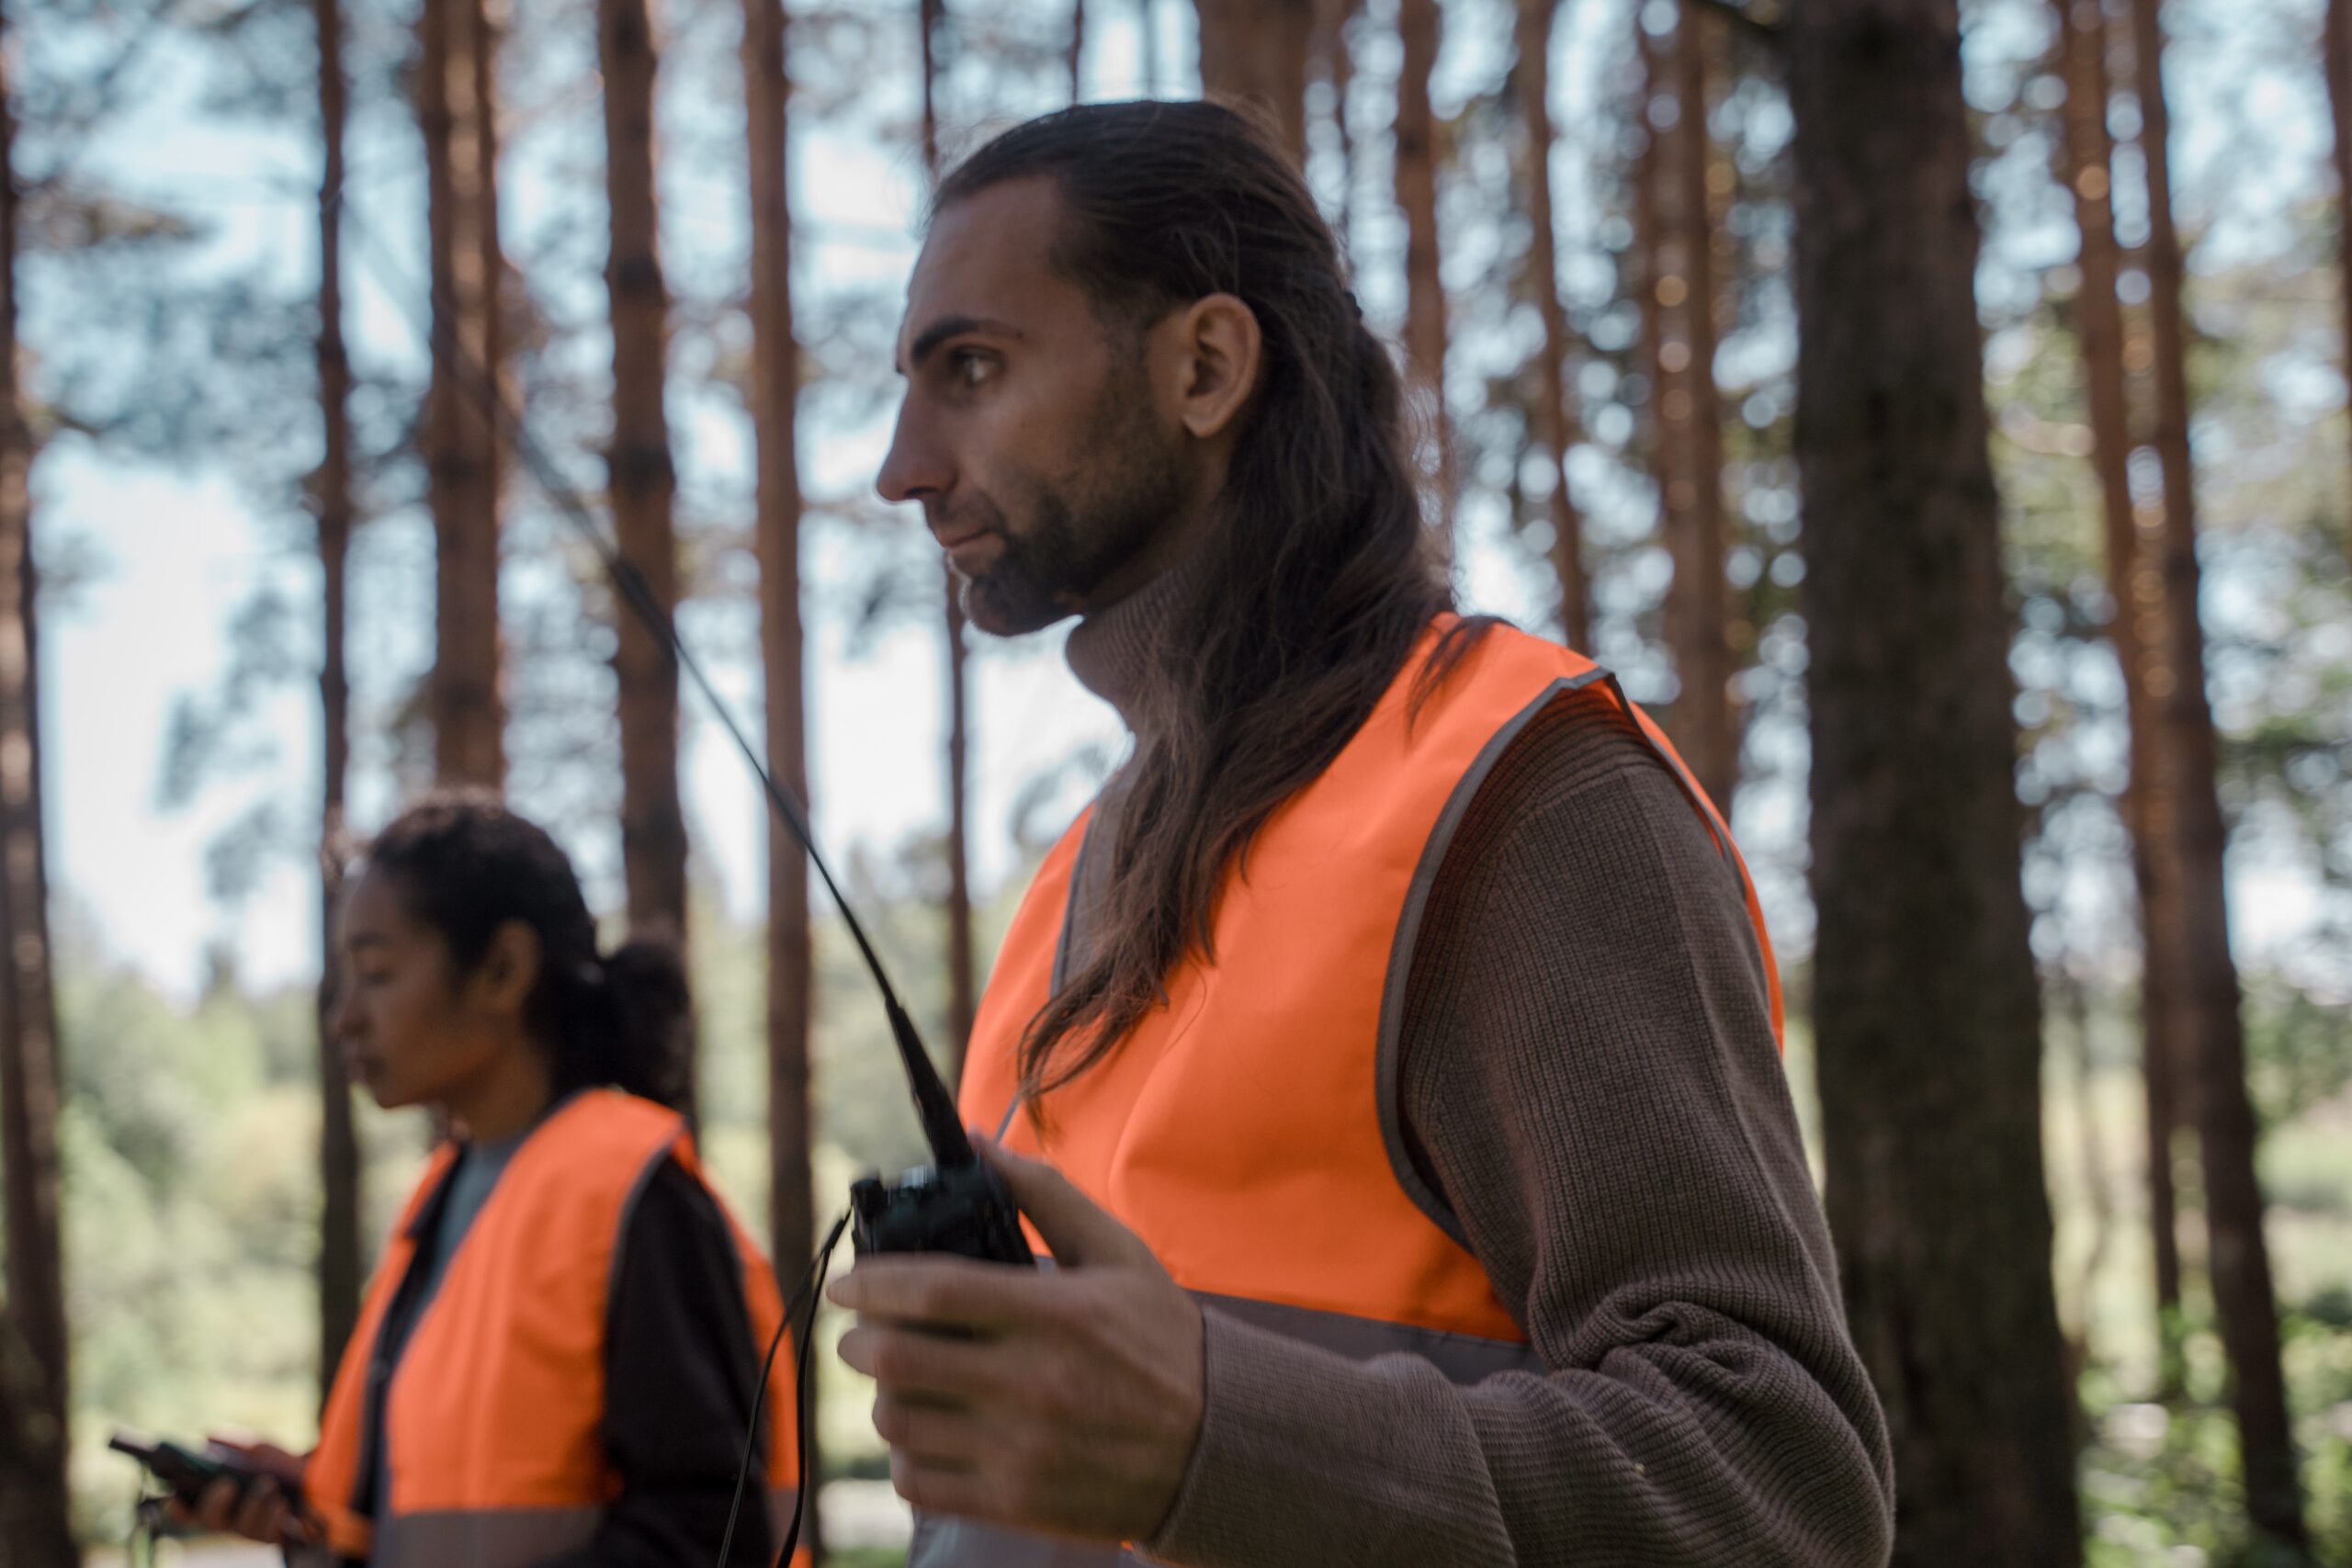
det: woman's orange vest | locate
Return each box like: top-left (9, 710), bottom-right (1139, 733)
top-left (301, 1089), bottom-right (803, 1568)
top-left (921, 622), bottom-right (1781, 1567)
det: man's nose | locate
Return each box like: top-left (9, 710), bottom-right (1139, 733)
top-left (876, 397), bottom-right (950, 506)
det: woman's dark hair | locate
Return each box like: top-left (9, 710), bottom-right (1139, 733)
top-left (935, 100), bottom-right (1492, 1112)
top-left (363, 794), bottom-right (689, 1110)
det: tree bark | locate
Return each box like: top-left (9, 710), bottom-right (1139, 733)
top-left (421, 0), bottom-right (507, 791)
top-left (1317, 0), bottom-right (1361, 243)
top-left (2124, 0), bottom-right (2309, 1550)
top-left (313, 0), bottom-right (363, 1411)
top-left (1394, 0), bottom-right (1453, 551)
top-left (1787, 1), bottom-right (2083, 1562)
top-left (2328, 0), bottom-right (2352, 576)
top-left (1191, 0), bottom-right (1314, 165)
top-left (2051, 0), bottom-right (2184, 1382)
top-left (0, 27), bottom-right (72, 1562)
top-left (1631, 15), bottom-right (1679, 620)
top-left (920, 0), bottom-right (978, 1077)
top-left (1069, 0), bottom-right (1085, 102)
top-left (742, 0), bottom-right (817, 1546)
top-left (1662, 0), bottom-right (1735, 813)
top-left (1515, 0), bottom-right (1589, 650)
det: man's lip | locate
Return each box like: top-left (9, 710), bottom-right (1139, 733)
top-left (933, 526), bottom-right (989, 550)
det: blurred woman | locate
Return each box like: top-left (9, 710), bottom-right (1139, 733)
top-left (178, 795), bottom-right (800, 1568)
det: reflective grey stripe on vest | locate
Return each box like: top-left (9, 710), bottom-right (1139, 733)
top-left (369, 1506), bottom-right (600, 1568)
top-left (905, 1294), bottom-right (1540, 1566)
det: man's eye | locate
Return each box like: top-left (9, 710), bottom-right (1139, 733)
top-left (950, 349), bottom-right (995, 389)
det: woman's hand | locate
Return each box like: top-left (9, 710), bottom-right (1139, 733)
top-left (162, 1438), bottom-right (316, 1546)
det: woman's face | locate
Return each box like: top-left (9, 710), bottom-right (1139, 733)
top-left (331, 869), bottom-right (518, 1111)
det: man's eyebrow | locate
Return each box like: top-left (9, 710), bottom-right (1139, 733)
top-left (898, 314), bottom-right (1024, 377)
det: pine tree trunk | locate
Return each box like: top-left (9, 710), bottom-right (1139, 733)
top-left (1663, 0), bottom-right (1734, 813)
top-left (742, 0), bottom-right (817, 1545)
top-left (2328, 0), bottom-right (2352, 575)
top-left (1395, 0), bottom-right (1453, 550)
top-left (1516, 0), bottom-right (1589, 650)
top-left (422, 0), bottom-right (507, 790)
top-left (1317, 0), bottom-right (1360, 243)
top-left (1069, 0), bottom-right (1085, 101)
top-left (1787, 1), bottom-right (2083, 1562)
top-left (2124, 0), bottom-right (2309, 1549)
top-left (0, 1318), bottom-right (72, 1568)
top-left (920, 0), bottom-right (978, 1077)
top-left (1191, 0), bottom-right (1314, 164)
top-left (314, 0), bottom-right (363, 1408)
top-left (1632, 16), bottom-right (1679, 614)
top-left (0, 32), bottom-right (73, 1564)
top-left (2052, 0), bottom-right (2184, 1383)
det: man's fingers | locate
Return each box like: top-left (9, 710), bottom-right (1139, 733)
top-left (829, 1255), bottom-right (1063, 1328)
top-left (870, 1390), bottom-right (989, 1464)
top-left (974, 1136), bottom-right (1148, 1270)
top-left (838, 1321), bottom-right (1020, 1400)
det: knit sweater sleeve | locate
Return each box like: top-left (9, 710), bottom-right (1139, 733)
top-left (1142, 687), bottom-right (1894, 1568)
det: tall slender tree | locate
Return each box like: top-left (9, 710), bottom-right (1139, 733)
top-left (1317, 0), bottom-right (1362, 243)
top-left (1069, 0), bottom-right (1085, 101)
top-left (1395, 0), bottom-right (1453, 549)
top-left (0, 19), bottom-right (71, 1563)
top-left (2051, 0), bottom-right (2185, 1383)
top-left (1514, 0), bottom-right (1589, 649)
top-left (602, 0), bottom-right (690, 1055)
top-left (741, 0), bottom-right (816, 1540)
top-left (919, 0), bottom-right (978, 1074)
top-left (421, 0), bottom-right (507, 789)
top-left (1787, 0), bottom-right (2082, 1562)
top-left (1192, 0), bottom-right (1315, 164)
top-left (1661, 0), bottom-right (1734, 812)
top-left (2328, 0), bottom-right (2352, 572)
top-left (2124, 0), bottom-right (2309, 1550)
top-left (312, 0), bottom-right (362, 1405)
top-left (1631, 14), bottom-right (1677, 605)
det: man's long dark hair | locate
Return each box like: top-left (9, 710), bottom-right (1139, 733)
top-left (936, 101), bottom-right (1489, 1111)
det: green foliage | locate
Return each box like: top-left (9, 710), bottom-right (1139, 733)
top-left (2080, 1310), bottom-right (2352, 1566)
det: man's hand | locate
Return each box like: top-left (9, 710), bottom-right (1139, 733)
top-left (829, 1137), bottom-right (1205, 1543)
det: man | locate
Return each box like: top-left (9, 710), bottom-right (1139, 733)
top-left (830, 100), bottom-right (1894, 1567)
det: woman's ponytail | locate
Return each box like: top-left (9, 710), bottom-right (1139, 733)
top-left (577, 941), bottom-right (691, 1109)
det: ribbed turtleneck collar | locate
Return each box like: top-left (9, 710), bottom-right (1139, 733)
top-left (1063, 561), bottom-right (1195, 739)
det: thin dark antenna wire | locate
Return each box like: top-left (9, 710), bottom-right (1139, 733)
top-left (330, 190), bottom-right (971, 1158)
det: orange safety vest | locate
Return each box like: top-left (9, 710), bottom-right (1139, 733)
top-left (302, 1089), bottom-right (805, 1568)
top-left (921, 620), bottom-right (1781, 1567)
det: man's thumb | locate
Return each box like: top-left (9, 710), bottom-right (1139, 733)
top-left (976, 1135), bottom-right (1147, 1269)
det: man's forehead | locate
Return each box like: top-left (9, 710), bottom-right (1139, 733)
top-left (896, 178), bottom-right (1074, 357)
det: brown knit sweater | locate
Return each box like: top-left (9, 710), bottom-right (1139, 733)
top-left (1054, 581), bottom-right (1895, 1568)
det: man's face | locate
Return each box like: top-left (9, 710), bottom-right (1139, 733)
top-left (877, 177), bottom-right (1193, 636)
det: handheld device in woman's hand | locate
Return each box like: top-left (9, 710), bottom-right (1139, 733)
top-left (111, 1432), bottom-right (315, 1544)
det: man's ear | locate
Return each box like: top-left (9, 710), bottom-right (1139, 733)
top-left (475, 919), bottom-right (543, 1020)
top-left (1166, 292), bottom-right (1263, 442)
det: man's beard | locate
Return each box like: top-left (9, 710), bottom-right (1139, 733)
top-left (945, 378), bottom-right (1191, 637)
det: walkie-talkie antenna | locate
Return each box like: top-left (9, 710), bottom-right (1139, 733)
top-left (336, 195), bottom-right (974, 1168)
